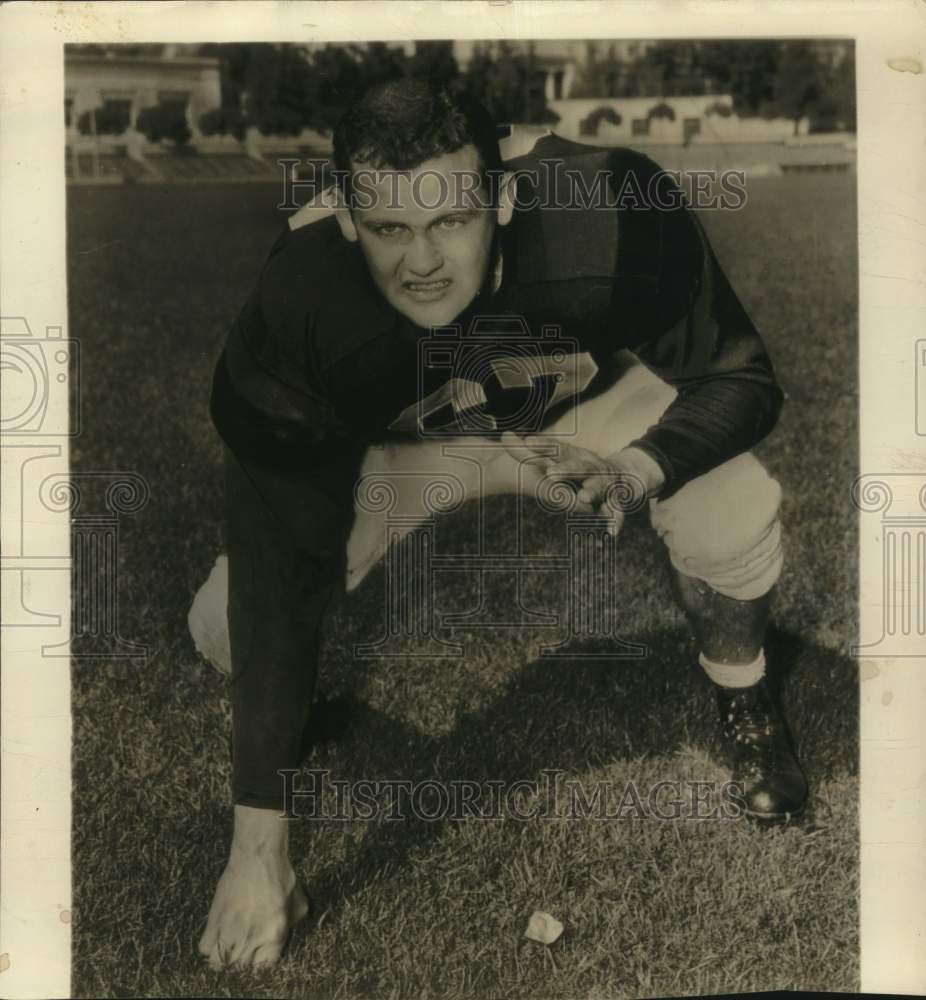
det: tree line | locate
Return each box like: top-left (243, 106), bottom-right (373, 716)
top-left (72, 40), bottom-right (855, 144)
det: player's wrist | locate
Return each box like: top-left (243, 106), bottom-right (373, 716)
top-left (604, 446), bottom-right (666, 500)
top-left (231, 803), bottom-right (290, 857)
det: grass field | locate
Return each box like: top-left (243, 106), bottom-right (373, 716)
top-left (66, 172), bottom-right (859, 998)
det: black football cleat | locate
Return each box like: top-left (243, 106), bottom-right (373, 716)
top-left (716, 678), bottom-right (808, 822)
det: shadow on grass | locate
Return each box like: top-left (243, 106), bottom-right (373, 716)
top-left (286, 622), bottom-right (857, 945)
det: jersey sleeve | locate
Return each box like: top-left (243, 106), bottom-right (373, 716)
top-left (210, 225), bottom-right (361, 478)
top-left (625, 181), bottom-right (784, 496)
top-left (214, 234), bottom-right (365, 812)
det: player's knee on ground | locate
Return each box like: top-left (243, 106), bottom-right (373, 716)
top-left (649, 453), bottom-right (783, 601)
top-left (189, 555), bottom-right (231, 673)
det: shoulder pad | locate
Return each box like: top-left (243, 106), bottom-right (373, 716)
top-left (288, 184), bottom-right (338, 231)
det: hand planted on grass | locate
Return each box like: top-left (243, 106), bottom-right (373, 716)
top-left (199, 806), bottom-right (309, 970)
top-left (500, 432), bottom-right (665, 538)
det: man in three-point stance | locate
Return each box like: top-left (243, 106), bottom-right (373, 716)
top-left (196, 79), bottom-right (806, 969)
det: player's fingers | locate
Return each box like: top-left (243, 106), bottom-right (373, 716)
top-left (199, 929), bottom-right (215, 957)
top-left (576, 486), bottom-right (597, 505)
top-left (568, 495), bottom-right (596, 514)
top-left (577, 474), bottom-right (610, 507)
top-left (203, 908), bottom-right (250, 969)
top-left (233, 934), bottom-right (268, 971)
top-left (545, 463), bottom-right (573, 482)
top-left (504, 431), bottom-right (554, 456)
top-left (198, 906), bottom-right (222, 958)
top-left (500, 431), bottom-right (555, 467)
top-left (223, 927), bottom-right (252, 969)
top-left (207, 938), bottom-right (229, 971)
top-left (530, 436), bottom-right (591, 473)
top-left (248, 940), bottom-right (286, 970)
top-left (606, 475), bottom-right (648, 516)
top-left (547, 459), bottom-right (598, 484)
top-left (522, 433), bottom-right (560, 452)
top-left (601, 502), bottom-right (626, 539)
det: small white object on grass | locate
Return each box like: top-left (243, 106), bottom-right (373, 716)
top-left (188, 554), bottom-right (231, 674)
top-left (524, 910), bottom-right (564, 945)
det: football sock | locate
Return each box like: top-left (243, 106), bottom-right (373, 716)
top-left (699, 648), bottom-right (766, 689)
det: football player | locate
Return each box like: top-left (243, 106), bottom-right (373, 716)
top-left (196, 79), bottom-right (807, 970)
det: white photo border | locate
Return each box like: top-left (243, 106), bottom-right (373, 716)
top-left (1, 2), bottom-right (924, 996)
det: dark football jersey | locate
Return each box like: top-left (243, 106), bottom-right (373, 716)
top-left (210, 134), bottom-right (783, 496)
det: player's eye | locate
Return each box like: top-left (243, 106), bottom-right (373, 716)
top-left (371, 223), bottom-right (405, 238)
top-left (434, 215), bottom-right (468, 231)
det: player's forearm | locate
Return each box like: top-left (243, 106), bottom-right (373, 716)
top-left (223, 445), bottom-right (351, 814)
top-left (627, 375), bottom-right (784, 495)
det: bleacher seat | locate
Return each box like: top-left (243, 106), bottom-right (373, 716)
top-left (144, 153), bottom-right (275, 181)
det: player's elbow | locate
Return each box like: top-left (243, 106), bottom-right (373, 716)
top-left (758, 378), bottom-right (785, 439)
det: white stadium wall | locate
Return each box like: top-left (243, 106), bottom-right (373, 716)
top-left (549, 95), bottom-right (809, 146)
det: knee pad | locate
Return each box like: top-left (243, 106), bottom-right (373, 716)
top-left (650, 453), bottom-right (784, 601)
top-left (188, 555), bottom-right (231, 674)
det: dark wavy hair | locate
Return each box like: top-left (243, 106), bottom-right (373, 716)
top-left (332, 79), bottom-right (503, 200)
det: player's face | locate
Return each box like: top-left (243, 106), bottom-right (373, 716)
top-left (343, 146), bottom-right (500, 328)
